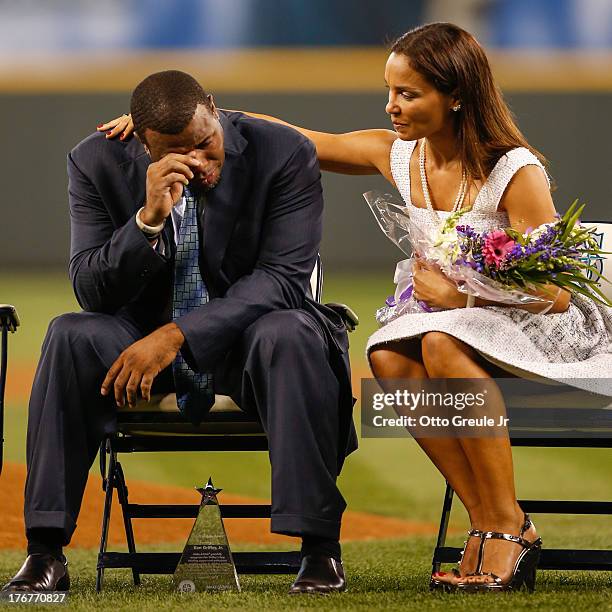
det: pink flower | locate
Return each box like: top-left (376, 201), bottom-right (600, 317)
top-left (482, 230), bottom-right (515, 267)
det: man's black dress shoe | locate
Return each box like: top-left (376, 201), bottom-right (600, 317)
top-left (1, 554), bottom-right (69, 592)
top-left (289, 555), bottom-right (346, 594)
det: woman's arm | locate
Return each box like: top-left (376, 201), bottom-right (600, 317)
top-left (478, 165), bottom-right (571, 313)
top-left (98, 111), bottom-right (397, 179)
top-left (236, 111), bottom-right (396, 177)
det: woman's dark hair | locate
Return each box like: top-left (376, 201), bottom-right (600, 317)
top-left (391, 23), bottom-right (547, 180)
top-left (130, 70), bottom-right (214, 143)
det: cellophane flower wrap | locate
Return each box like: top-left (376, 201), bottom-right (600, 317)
top-left (364, 191), bottom-right (612, 326)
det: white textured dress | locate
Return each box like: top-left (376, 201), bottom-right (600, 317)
top-left (366, 139), bottom-right (612, 395)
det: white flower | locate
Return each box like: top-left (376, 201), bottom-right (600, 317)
top-left (527, 222), bottom-right (552, 240)
top-left (429, 228), bottom-right (461, 267)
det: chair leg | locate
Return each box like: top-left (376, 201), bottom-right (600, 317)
top-left (114, 461), bottom-right (141, 586)
top-left (96, 440), bottom-right (116, 593)
top-left (431, 482), bottom-right (455, 575)
top-left (0, 325), bottom-right (9, 477)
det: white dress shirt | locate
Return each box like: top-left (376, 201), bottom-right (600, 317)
top-left (148, 196), bottom-right (185, 254)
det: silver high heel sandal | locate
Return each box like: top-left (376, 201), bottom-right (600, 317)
top-left (456, 514), bottom-right (542, 593)
top-left (430, 528), bottom-right (484, 592)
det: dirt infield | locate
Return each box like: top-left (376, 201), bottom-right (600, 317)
top-left (0, 463), bottom-right (440, 549)
top-left (5, 363), bottom-right (35, 402)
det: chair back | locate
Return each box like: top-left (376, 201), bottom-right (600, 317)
top-left (583, 221), bottom-right (612, 303)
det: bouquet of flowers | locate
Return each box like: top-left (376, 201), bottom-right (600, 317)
top-left (364, 192), bottom-right (612, 325)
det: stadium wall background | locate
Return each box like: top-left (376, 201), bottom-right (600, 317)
top-left (1, 91), bottom-right (610, 271)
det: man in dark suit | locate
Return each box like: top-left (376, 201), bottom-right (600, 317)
top-left (2, 70), bottom-right (356, 594)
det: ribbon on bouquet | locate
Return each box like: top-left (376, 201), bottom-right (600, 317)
top-left (383, 257), bottom-right (476, 318)
top-left (384, 258), bottom-right (434, 313)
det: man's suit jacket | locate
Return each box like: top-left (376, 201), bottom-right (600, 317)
top-left (67, 110), bottom-right (357, 466)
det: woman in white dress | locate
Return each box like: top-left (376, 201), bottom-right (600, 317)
top-left (100, 22), bottom-right (612, 592)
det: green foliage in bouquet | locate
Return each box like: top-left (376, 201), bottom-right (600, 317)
top-left (442, 200), bottom-right (612, 307)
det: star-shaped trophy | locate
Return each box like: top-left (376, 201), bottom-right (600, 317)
top-left (173, 478), bottom-right (241, 593)
top-left (196, 478), bottom-right (222, 503)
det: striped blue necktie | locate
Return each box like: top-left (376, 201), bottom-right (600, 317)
top-left (172, 187), bottom-right (214, 424)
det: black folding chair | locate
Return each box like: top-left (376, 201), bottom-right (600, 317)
top-left (0, 304), bottom-right (20, 478)
top-left (432, 428), bottom-right (612, 575)
top-left (96, 256), bottom-right (358, 591)
top-left (432, 220), bottom-right (612, 576)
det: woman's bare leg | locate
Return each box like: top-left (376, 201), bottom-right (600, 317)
top-left (369, 341), bottom-right (485, 577)
top-left (420, 332), bottom-right (538, 584)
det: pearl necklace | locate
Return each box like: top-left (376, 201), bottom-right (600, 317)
top-left (418, 138), bottom-right (468, 217)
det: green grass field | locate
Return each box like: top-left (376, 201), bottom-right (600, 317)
top-left (1, 541), bottom-right (611, 611)
top-left (1, 270), bottom-right (611, 610)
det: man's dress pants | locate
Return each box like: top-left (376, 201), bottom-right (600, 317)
top-left (24, 309), bottom-right (346, 545)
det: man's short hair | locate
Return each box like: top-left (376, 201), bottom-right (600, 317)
top-left (130, 70), bottom-right (214, 143)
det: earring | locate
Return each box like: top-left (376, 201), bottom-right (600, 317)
top-left (452, 103), bottom-right (461, 112)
